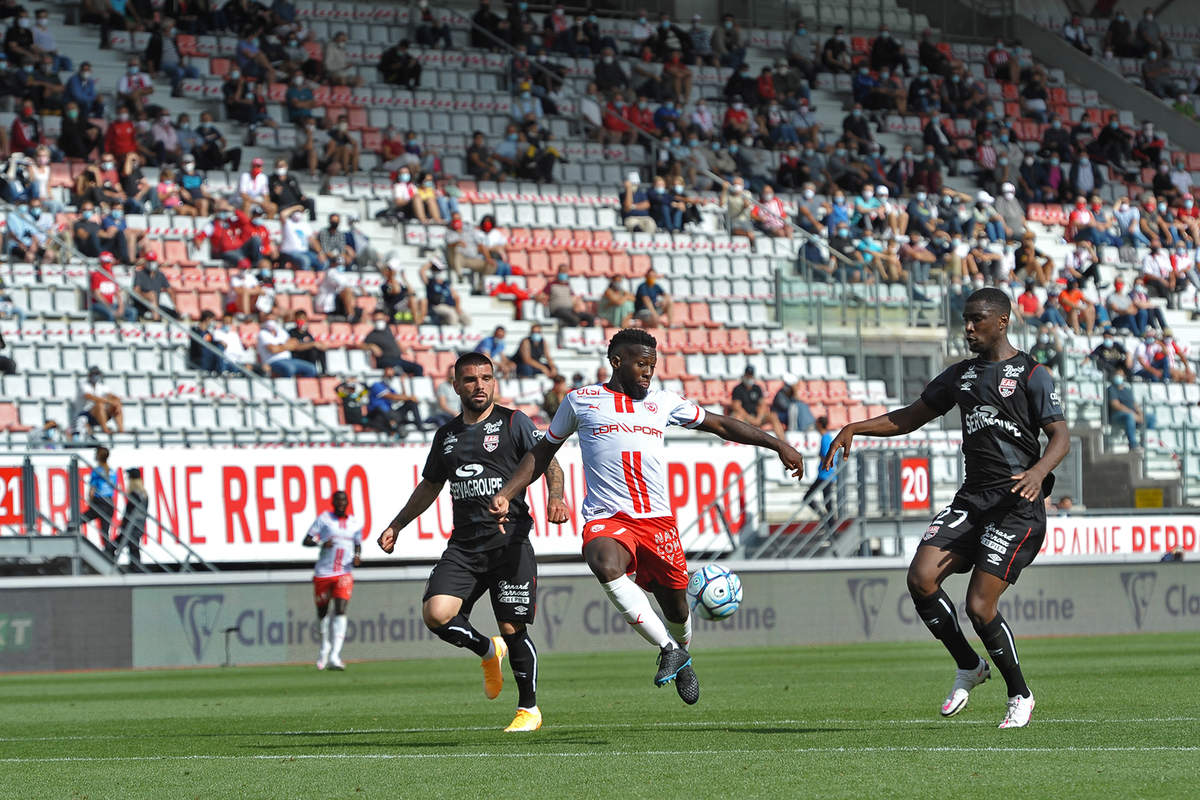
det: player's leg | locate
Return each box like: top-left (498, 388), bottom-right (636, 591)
top-left (584, 533), bottom-right (673, 650)
top-left (313, 578), bottom-right (332, 670)
top-left (650, 581), bottom-right (699, 705)
top-left (422, 594), bottom-right (493, 658)
top-left (489, 539), bottom-right (541, 730)
top-left (422, 552), bottom-right (507, 697)
top-left (326, 582), bottom-right (351, 670)
top-left (965, 570), bottom-right (1030, 704)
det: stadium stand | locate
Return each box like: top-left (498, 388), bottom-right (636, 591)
top-left (0, 0), bottom-right (1199, 529)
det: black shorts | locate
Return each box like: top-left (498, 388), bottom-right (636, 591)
top-left (919, 486), bottom-right (1046, 584)
top-left (423, 538), bottom-right (537, 624)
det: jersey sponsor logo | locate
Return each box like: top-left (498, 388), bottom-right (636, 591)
top-left (1120, 570), bottom-right (1157, 629)
top-left (449, 475), bottom-right (506, 500)
top-left (847, 577), bottom-right (888, 638)
top-left (962, 366), bottom-right (978, 380)
top-left (1003, 364), bottom-right (1026, 378)
top-left (964, 404), bottom-right (1022, 438)
top-left (483, 420), bottom-right (503, 434)
top-left (1050, 391), bottom-right (1061, 406)
top-left (590, 422), bottom-right (665, 439)
top-left (986, 552), bottom-right (1003, 565)
top-left (455, 463), bottom-right (484, 478)
top-left (173, 594), bottom-right (224, 661)
top-left (496, 579), bottom-right (532, 606)
top-left (999, 377), bottom-right (1018, 397)
top-left (442, 433), bottom-right (457, 455)
top-left (575, 386), bottom-right (604, 397)
top-left (483, 434), bottom-right (500, 452)
top-left (981, 523), bottom-right (1015, 554)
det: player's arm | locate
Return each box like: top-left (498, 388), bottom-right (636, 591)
top-left (490, 438), bottom-right (564, 522)
top-left (353, 538), bottom-right (362, 567)
top-left (696, 412), bottom-right (804, 480)
top-left (1011, 419), bottom-right (1069, 501)
top-left (544, 455), bottom-right (569, 524)
top-left (376, 478), bottom-right (444, 554)
top-left (823, 399), bottom-right (942, 469)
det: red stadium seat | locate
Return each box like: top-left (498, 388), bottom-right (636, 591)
top-left (0, 402), bottom-right (30, 432)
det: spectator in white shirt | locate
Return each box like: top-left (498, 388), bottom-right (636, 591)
top-left (225, 267), bottom-right (273, 319)
top-left (116, 57), bottom-right (154, 115)
top-left (257, 314), bottom-right (318, 377)
top-left (378, 166), bottom-right (417, 223)
top-left (316, 257), bottom-right (362, 321)
top-left (1141, 246), bottom-right (1176, 299)
top-left (211, 313), bottom-right (254, 368)
top-left (238, 157), bottom-right (276, 217)
top-left (280, 209), bottom-right (324, 270)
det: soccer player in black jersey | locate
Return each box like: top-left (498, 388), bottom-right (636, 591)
top-left (377, 352), bottom-right (568, 732)
top-left (826, 288), bottom-right (1069, 728)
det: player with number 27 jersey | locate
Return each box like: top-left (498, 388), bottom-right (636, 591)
top-left (547, 385), bottom-right (705, 522)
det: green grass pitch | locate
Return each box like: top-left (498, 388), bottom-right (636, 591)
top-left (2, 633), bottom-right (1198, 799)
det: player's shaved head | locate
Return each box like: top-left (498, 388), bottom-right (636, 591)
top-left (965, 287), bottom-right (1012, 319)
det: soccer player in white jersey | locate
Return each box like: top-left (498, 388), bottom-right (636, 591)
top-left (490, 328), bottom-right (805, 703)
top-left (303, 491), bottom-right (364, 671)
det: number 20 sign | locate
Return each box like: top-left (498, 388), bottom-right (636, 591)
top-left (900, 457), bottom-right (931, 512)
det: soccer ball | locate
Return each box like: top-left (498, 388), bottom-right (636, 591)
top-left (686, 564), bottom-right (743, 620)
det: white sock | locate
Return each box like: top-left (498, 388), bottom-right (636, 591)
top-left (601, 576), bottom-right (673, 649)
top-left (666, 615), bottom-right (691, 649)
top-left (330, 614), bottom-right (347, 661)
top-left (319, 615), bottom-right (331, 655)
top-left (482, 637), bottom-right (496, 661)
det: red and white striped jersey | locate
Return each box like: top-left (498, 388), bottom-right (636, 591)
top-left (308, 512), bottom-right (364, 577)
top-left (547, 384), bottom-right (706, 521)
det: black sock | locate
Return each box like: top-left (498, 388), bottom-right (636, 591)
top-left (502, 631), bottom-right (538, 709)
top-left (973, 612), bottom-right (1030, 698)
top-left (429, 613), bottom-right (492, 658)
top-left (913, 589), bottom-right (982, 670)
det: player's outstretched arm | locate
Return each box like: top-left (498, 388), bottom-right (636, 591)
top-left (1011, 419), bottom-right (1070, 501)
top-left (544, 456), bottom-right (570, 524)
top-left (696, 412), bottom-right (805, 481)
top-left (490, 438), bottom-right (564, 522)
top-left (377, 479), bottom-right (445, 554)
top-left (824, 399), bottom-right (941, 470)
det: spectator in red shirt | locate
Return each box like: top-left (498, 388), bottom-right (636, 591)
top-left (602, 95), bottom-right (634, 144)
top-left (1016, 279), bottom-right (1042, 324)
top-left (624, 96), bottom-right (655, 140)
top-left (722, 97), bottom-right (751, 141)
top-left (10, 100), bottom-right (43, 156)
top-left (201, 205), bottom-right (260, 268)
top-left (104, 109), bottom-right (138, 158)
top-left (756, 67), bottom-right (777, 105)
top-left (90, 252), bottom-right (136, 322)
top-left (986, 39), bottom-right (1018, 83)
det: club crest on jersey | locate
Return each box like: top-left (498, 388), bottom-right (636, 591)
top-left (483, 434), bottom-right (500, 452)
top-left (644, 401), bottom-right (658, 413)
top-left (999, 377), bottom-right (1018, 397)
top-left (484, 420), bottom-right (503, 434)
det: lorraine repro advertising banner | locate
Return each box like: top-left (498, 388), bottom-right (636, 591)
top-left (1038, 515), bottom-right (1200, 559)
top-left (12, 445), bottom-right (751, 563)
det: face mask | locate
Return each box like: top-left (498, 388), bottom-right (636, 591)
top-left (184, 162), bottom-right (195, 172)
top-left (29, 207), bottom-right (40, 218)
top-left (117, 112), bottom-right (128, 122)
top-left (834, 196), bottom-right (846, 206)
top-left (999, 158), bottom-right (1008, 165)
top-left (66, 108), bottom-right (78, 120)
top-left (507, 132), bottom-right (518, 141)
top-left (915, 192), bottom-right (927, 202)
top-left (1159, 203), bottom-right (1168, 213)
top-left (399, 173), bottom-right (411, 183)
top-left (732, 103), bottom-right (743, 111)
top-left (835, 149), bottom-right (846, 158)
top-left (671, 137), bottom-right (680, 146)
top-left (1050, 159), bottom-right (1060, 167)
top-left (1113, 376), bottom-right (1125, 387)
top-left (230, 71), bottom-right (240, 80)
top-left (837, 229), bottom-right (849, 237)
top-left (36, 18), bottom-right (46, 28)
top-left (289, 40), bottom-right (298, 47)
top-left (654, 186), bottom-right (666, 194)
top-left (520, 92), bottom-right (531, 100)
top-left (603, 56), bottom-right (613, 64)
top-left (530, 333), bottom-right (543, 343)
top-left (374, 320), bottom-right (387, 331)
top-left (1103, 337), bottom-right (1114, 348)
top-left (18, 17), bottom-right (30, 28)
top-left (81, 70), bottom-right (92, 81)
top-left (290, 214), bottom-right (303, 223)
top-left (803, 188), bottom-right (814, 199)
top-left (1080, 158), bottom-right (1089, 166)
top-left (689, 139), bottom-right (699, 147)
top-left (102, 161), bottom-right (115, 170)
top-left (729, 144), bottom-right (738, 154)
top-left (787, 150), bottom-right (798, 159)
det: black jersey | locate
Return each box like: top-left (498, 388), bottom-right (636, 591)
top-left (920, 351), bottom-right (1064, 492)
top-left (423, 405), bottom-right (542, 551)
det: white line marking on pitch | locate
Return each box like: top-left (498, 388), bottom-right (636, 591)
top-left (1, 746), bottom-right (1199, 764)
top-left (1, 717), bottom-right (1198, 743)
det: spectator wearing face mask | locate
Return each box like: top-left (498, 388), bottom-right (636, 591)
top-left (536, 268), bottom-right (595, 327)
top-left (316, 258), bottom-right (362, 324)
top-left (379, 39), bottom-right (421, 88)
top-left (634, 268), bottom-right (673, 327)
top-left (130, 252), bottom-right (177, 320)
top-left (821, 26), bottom-right (851, 73)
top-left (144, 18), bottom-right (198, 97)
top-left (115, 57), bottom-right (152, 115)
top-left (280, 208), bottom-right (324, 270)
top-left (59, 101), bottom-right (102, 160)
top-left (4, 199), bottom-right (51, 265)
top-left (237, 158), bottom-right (275, 217)
top-left (258, 314), bottom-right (317, 378)
top-left (1030, 325), bottom-right (1064, 376)
top-left (87, 252), bottom-right (136, 322)
top-left (1090, 327), bottom-right (1132, 380)
top-left (103, 107), bottom-right (139, 158)
top-left (65, 63), bottom-right (102, 117)
top-left (598, 275), bottom-right (636, 328)
top-left (445, 212), bottom-right (511, 292)
top-left (195, 111), bottom-right (242, 172)
top-left (514, 323), bottom-right (557, 378)
top-left (1107, 373), bottom-right (1155, 452)
top-left (422, 258), bottom-right (470, 326)
top-left (285, 70), bottom-right (316, 125)
top-left (720, 177), bottom-right (756, 247)
top-left (710, 14), bottom-right (744, 70)
top-left (378, 166), bottom-right (417, 223)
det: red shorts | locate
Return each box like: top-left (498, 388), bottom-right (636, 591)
top-left (313, 574), bottom-right (354, 605)
top-left (582, 514), bottom-right (688, 590)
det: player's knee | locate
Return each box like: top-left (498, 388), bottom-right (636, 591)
top-left (906, 569), bottom-right (939, 600)
top-left (965, 595), bottom-right (996, 629)
top-left (584, 549), bottom-right (627, 582)
top-left (421, 603), bottom-right (453, 630)
top-left (498, 621), bottom-right (523, 636)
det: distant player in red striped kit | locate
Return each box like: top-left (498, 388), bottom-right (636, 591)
top-left (303, 491), bottom-right (364, 671)
top-left (490, 328), bottom-right (805, 704)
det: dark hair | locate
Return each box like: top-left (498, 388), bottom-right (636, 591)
top-left (454, 351), bottom-right (494, 378)
top-left (816, 416), bottom-right (829, 429)
top-left (95, 446), bottom-right (110, 462)
top-left (200, 309), bottom-right (215, 321)
top-left (332, 490), bottom-right (348, 502)
top-left (607, 328), bottom-right (657, 359)
top-left (965, 287), bottom-right (1012, 317)
top-left (127, 467), bottom-right (142, 478)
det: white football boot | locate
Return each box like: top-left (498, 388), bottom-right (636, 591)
top-left (940, 658), bottom-right (991, 717)
top-left (998, 694), bottom-right (1035, 729)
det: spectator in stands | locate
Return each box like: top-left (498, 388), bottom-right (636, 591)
top-left (358, 310), bottom-right (420, 375)
top-left (194, 110), bottom-right (242, 172)
top-left (414, 0), bottom-right (452, 49)
top-left (1015, 280), bottom-right (1042, 325)
top-left (1013, 230), bottom-right (1053, 286)
top-left (422, 366), bottom-right (459, 428)
top-left (1161, 328), bottom-right (1196, 383)
top-left (207, 313), bottom-right (253, 372)
top-left (620, 174), bottom-right (654, 232)
top-left (710, 13), bottom-right (744, 70)
top-left (1059, 279), bottom-right (1099, 335)
top-left (4, 7), bottom-right (33, 66)
top-left (1019, 68), bottom-right (1050, 124)
top-left (59, 101), bottom-right (102, 160)
top-left (1031, 324), bottom-right (1064, 375)
top-left (650, 12), bottom-right (691, 63)
top-left (1136, 7), bottom-right (1168, 58)
top-left (1107, 373), bottom-right (1154, 451)
top-left (224, 265), bottom-right (268, 319)
top-left (4, 201), bottom-right (49, 265)
top-left (1104, 10), bottom-right (1138, 57)
top-left (286, 309), bottom-right (328, 375)
top-left (237, 157), bottom-right (275, 217)
top-left (1141, 245), bottom-right (1177, 301)
top-left (541, 374), bottom-right (569, 419)
top-left (754, 185), bottom-right (791, 239)
top-left (918, 28), bottom-right (951, 76)
top-left (257, 314), bottom-right (317, 378)
top-left (475, 325), bottom-right (515, 377)
top-left (1132, 328), bottom-right (1168, 382)
top-left (115, 56), bottom-right (153, 115)
top-left (598, 275), bottom-right (636, 328)
top-left (322, 115), bottom-right (360, 174)
top-left (470, 0), bottom-right (500, 48)
top-left (144, 17), bottom-right (197, 97)
top-left (1106, 279), bottom-right (1144, 335)
top-left (316, 256), bottom-right (361, 323)
top-left (1061, 15), bottom-right (1093, 56)
top-left (65, 62), bottom-right (102, 117)
top-left (1090, 327), bottom-right (1132, 379)
top-left (279, 207), bottom-right (323, 270)
top-left (235, 29), bottom-right (275, 84)
top-left (720, 175), bottom-right (757, 248)
top-left (821, 26), bottom-right (851, 73)
top-left (993, 182), bottom-right (1025, 241)
top-left (76, 369), bottom-right (124, 434)
top-left (785, 19), bottom-right (816, 82)
top-left (204, 206), bottom-right (255, 269)
top-left (634, 268), bottom-right (674, 327)
top-left (537, 268), bottom-right (595, 328)
top-left (511, 81), bottom-right (544, 123)
top-left (594, 47), bottom-right (628, 94)
top-left (986, 39), bottom-right (1018, 83)
top-left (284, 71), bottom-right (315, 125)
top-left (869, 25), bottom-right (907, 74)
top-left (130, 253), bottom-right (176, 320)
top-left (267, 159), bottom-right (314, 221)
top-left (444, 212), bottom-right (510, 291)
top-left (771, 373), bottom-right (814, 432)
top-left (378, 262), bottom-right (424, 324)
top-left (1142, 51), bottom-right (1177, 98)
top-left (316, 214), bottom-right (352, 267)
top-left (730, 366), bottom-right (786, 439)
top-left (365, 367), bottom-right (422, 437)
top-left (515, 323), bottom-right (557, 378)
top-left (805, 417), bottom-right (839, 519)
top-left (379, 39), bottom-right (421, 89)
top-left (922, 114), bottom-right (962, 172)
top-left (423, 259), bottom-right (470, 327)
top-left (378, 165), bottom-right (419, 223)
top-left (188, 310), bottom-right (221, 372)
